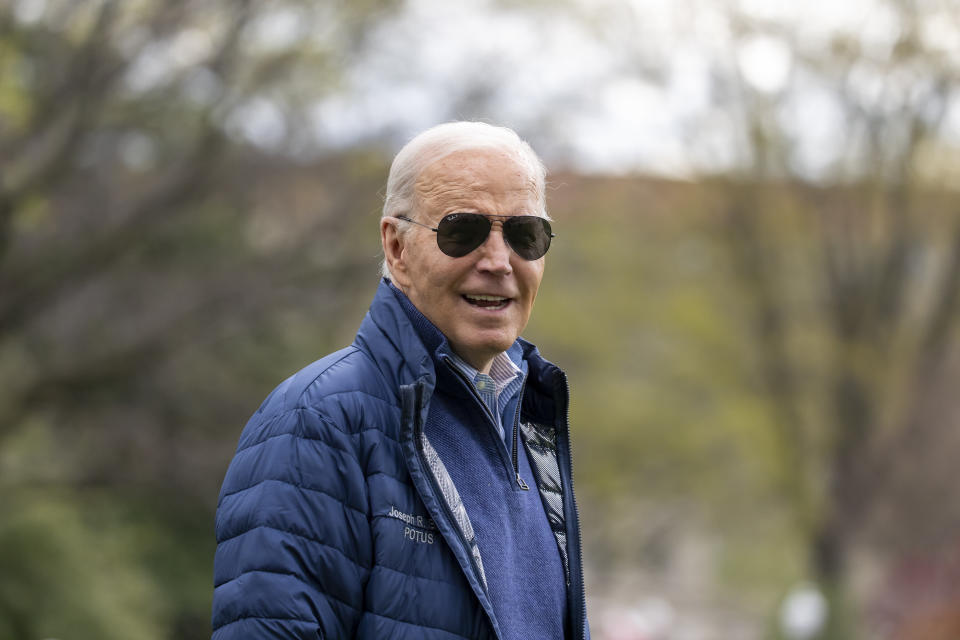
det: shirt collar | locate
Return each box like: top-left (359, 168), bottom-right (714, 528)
top-left (447, 349), bottom-right (522, 396)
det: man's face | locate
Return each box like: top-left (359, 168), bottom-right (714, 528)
top-left (384, 148), bottom-right (545, 372)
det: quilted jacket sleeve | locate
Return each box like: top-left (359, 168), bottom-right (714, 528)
top-left (212, 404), bottom-right (371, 639)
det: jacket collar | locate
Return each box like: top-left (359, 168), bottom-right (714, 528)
top-left (383, 280), bottom-right (478, 402)
top-left (354, 279), bottom-right (436, 395)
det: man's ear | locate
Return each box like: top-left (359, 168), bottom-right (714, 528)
top-left (381, 217), bottom-right (412, 288)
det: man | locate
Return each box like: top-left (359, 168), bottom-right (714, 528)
top-left (212, 122), bottom-right (589, 640)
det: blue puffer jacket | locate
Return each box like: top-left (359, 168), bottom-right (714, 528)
top-left (212, 280), bottom-right (589, 639)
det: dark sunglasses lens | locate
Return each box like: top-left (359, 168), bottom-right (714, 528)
top-left (504, 216), bottom-right (552, 260)
top-left (436, 213), bottom-right (491, 257)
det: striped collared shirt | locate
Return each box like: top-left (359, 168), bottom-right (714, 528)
top-left (447, 348), bottom-right (524, 441)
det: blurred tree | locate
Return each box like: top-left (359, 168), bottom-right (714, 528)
top-left (705, 3), bottom-right (960, 637)
top-left (541, 1), bottom-right (960, 636)
top-left (0, 0), bottom-right (401, 637)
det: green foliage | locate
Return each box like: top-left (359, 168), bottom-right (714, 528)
top-left (0, 490), bottom-right (164, 640)
top-left (526, 178), bottom-right (818, 607)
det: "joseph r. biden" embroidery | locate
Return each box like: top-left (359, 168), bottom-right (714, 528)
top-left (387, 505), bottom-right (438, 544)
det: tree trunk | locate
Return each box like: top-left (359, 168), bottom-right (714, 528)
top-left (811, 512), bottom-right (855, 640)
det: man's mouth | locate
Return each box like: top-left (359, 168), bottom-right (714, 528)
top-left (462, 294), bottom-right (511, 310)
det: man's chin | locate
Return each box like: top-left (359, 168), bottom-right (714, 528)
top-left (450, 333), bottom-right (516, 365)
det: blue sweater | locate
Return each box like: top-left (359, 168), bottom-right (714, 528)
top-left (392, 285), bottom-right (568, 639)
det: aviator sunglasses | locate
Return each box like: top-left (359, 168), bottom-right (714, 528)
top-left (396, 213), bottom-right (555, 260)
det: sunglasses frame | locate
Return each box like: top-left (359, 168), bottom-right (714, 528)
top-left (395, 213), bottom-right (555, 260)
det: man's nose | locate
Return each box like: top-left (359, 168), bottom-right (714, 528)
top-left (475, 224), bottom-right (513, 275)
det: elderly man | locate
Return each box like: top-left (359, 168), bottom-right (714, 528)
top-left (212, 122), bottom-right (589, 640)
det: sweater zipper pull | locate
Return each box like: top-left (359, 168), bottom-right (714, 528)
top-left (516, 472), bottom-right (529, 490)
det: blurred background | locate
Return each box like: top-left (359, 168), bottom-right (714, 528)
top-left (2, 0), bottom-right (960, 638)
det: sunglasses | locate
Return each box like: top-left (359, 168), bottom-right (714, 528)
top-left (396, 213), bottom-right (555, 260)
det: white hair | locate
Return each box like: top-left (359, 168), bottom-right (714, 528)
top-left (380, 121), bottom-right (548, 279)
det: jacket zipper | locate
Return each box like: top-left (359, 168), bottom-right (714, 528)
top-left (442, 357), bottom-right (529, 490)
top-left (557, 372), bottom-right (588, 640)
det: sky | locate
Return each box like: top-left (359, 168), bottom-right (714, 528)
top-left (294, 0), bottom-right (960, 179)
top-left (13, 0), bottom-right (959, 180)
